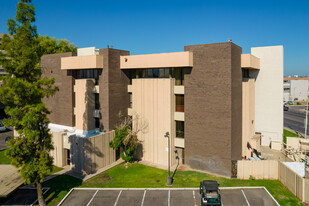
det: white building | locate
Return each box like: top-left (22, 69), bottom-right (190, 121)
top-left (283, 77), bottom-right (309, 101)
top-left (251, 46), bottom-right (284, 147)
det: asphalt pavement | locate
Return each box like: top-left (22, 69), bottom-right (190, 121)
top-left (284, 106), bottom-right (309, 135)
top-left (59, 188), bottom-right (279, 206)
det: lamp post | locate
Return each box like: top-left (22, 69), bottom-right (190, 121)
top-left (165, 132), bottom-right (172, 186)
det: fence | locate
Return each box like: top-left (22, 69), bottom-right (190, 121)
top-left (278, 161), bottom-right (309, 203)
top-left (237, 160), bottom-right (278, 179)
top-left (237, 160), bottom-right (309, 203)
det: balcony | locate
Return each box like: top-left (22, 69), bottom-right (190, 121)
top-left (61, 55), bottom-right (103, 70)
top-left (241, 54), bottom-right (260, 70)
top-left (120, 51), bottom-right (193, 69)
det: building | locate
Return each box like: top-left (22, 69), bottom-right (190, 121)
top-left (283, 77), bottom-right (309, 101)
top-left (42, 42), bottom-right (283, 177)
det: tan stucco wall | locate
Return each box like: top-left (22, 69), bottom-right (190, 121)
top-left (75, 79), bottom-right (95, 131)
top-left (241, 54), bottom-right (260, 69)
top-left (120, 52), bottom-right (193, 69)
top-left (237, 160), bottom-right (278, 179)
top-left (242, 78), bottom-right (255, 157)
top-left (61, 55), bottom-right (103, 70)
top-left (50, 131), bottom-right (116, 175)
top-left (50, 132), bottom-right (66, 167)
top-left (132, 78), bottom-right (175, 167)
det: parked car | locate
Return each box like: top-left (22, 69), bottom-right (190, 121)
top-left (287, 101), bottom-right (294, 105)
top-left (284, 106), bottom-right (289, 111)
top-left (200, 180), bottom-right (221, 206)
top-left (0, 121), bottom-right (6, 132)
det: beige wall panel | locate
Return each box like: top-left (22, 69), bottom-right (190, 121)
top-left (242, 78), bottom-right (255, 157)
top-left (237, 160), bottom-right (278, 179)
top-left (175, 138), bottom-right (184, 148)
top-left (287, 137), bottom-right (300, 150)
top-left (51, 132), bottom-right (64, 167)
top-left (174, 112), bottom-right (185, 121)
top-left (75, 79), bottom-right (95, 131)
top-left (174, 86), bottom-right (184, 94)
top-left (241, 54), bottom-right (260, 69)
top-left (61, 55), bottom-right (103, 70)
top-left (132, 79), bottom-right (174, 167)
top-left (120, 52), bottom-right (193, 69)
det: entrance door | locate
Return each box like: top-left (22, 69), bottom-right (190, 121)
top-left (65, 149), bottom-right (70, 165)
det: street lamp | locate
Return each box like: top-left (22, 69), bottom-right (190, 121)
top-left (164, 131), bottom-right (172, 186)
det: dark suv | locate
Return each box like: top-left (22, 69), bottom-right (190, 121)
top-left (200, 180), bottom-right (221, 206)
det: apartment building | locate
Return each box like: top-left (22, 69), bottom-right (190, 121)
top-left (42, 42), bottom-right (283, 177)
top-left (283, 77), bottom-right (309, 101)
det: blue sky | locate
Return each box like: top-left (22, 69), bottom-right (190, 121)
top-left (0, 0), bottom-right (308, 76)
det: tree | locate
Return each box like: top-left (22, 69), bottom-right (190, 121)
top-left (109, 115), bottom-right (142, 163)
top-left (37, 35), bottom-right (77, 56)
top-left (0, 1), bottom-right (76, 205)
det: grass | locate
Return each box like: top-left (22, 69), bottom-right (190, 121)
top-left (283, 129), bottom-right (301, 144)
top-left (42, 163), bottom-right (304, 206)
top-left (0, 149), bottom-right (63, 175)
top-left (0, 149), bottom-right (11, 164)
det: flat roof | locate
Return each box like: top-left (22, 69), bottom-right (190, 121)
top-left (0, 165), bottom-right (23, 198)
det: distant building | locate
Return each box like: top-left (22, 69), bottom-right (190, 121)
top-left (39, 42), bottom-right (284, 177)
top-left (283, 77), bottom-right (309, 101)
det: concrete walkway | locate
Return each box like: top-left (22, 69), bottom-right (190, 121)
top-left (0, 165), bottom-right (23, 197)
top-left (66, 159), bottom-right (125, 181)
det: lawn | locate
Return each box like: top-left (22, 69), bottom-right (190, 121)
top-left (0, 149), bottom-right (63, 174)
top-left (0, 149), bottom-right (11, 164)
top-left (283, 129), bottom-right (300, 144)
top-left (42, 163), bottom-right (304, 206)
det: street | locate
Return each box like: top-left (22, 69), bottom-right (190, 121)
top-left (284, 106), bottom-right (309, 136)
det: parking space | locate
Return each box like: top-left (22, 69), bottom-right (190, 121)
top-left (59, 187), bottom-right (279, 206)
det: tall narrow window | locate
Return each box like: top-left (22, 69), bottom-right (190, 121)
top-left (176, 121), bottom-right (184, 138)
top-left (95, 93), bottom-right (100, 110)
top-left (129, 93), bottom-right (132, 108)
top-left (174, 68), bottom-right (184, 85)
top-left (176, 95), bottom-right (184, 112)
top-left (95, 118), bottom-right (100, 129)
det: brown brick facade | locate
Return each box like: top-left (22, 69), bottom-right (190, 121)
top-left (99, 48), bottom-right (130, 131)
top-left (42, 52), bottom-right (76, 127)
top-left (184, 43), bottom-right (242, 176)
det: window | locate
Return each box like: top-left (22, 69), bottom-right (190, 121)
top-left (176, 95), bottom-right (184, 112)
top-left (242, 69), bottom-right (250, 78)
top-left (75, 69), bottom-right (101, 85)
top-left (125, 68), bottom-right (188, 85)
top-left (95, 118), bottom-right (100, 129)
top-left (129, 93), bottom-right (132, 108)
top-left (176, 121), bottom-right (184, 138)
top-left (95, 93), bottom-right (100, 110)
top-left (174, 68), bottom-right (184, 85)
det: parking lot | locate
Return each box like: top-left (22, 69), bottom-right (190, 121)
top-left (59, 187), bottom-right (279, 206)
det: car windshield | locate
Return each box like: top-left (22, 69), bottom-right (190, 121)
top-left (206, 190), bottom-right (218, 198)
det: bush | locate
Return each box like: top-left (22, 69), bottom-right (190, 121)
top-left (249, 175), bottom-right (256, 180)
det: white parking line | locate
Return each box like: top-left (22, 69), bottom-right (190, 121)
top-left (141, 190), bottom-right (146, 206)
top-left (168, 190), bottom-right (170, 206)
top-left (241, 189), bottom-right (251, 206)
top-left (192, 190), bottom-right (196, 206)
top-left (86, 190), bottom-right (98, 206)
top-left (114, 190), bottom-right (122, 206)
